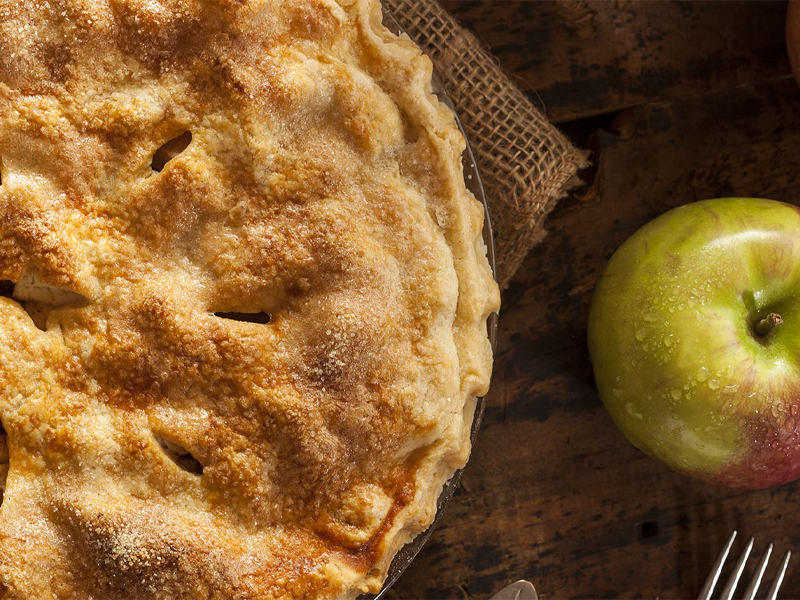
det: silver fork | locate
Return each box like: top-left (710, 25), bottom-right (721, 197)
top-left (698, 531), bottom-right (791, 600)
top-left (490, 580), bottom-right (538, 600)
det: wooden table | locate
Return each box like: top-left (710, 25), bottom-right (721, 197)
top-left (388, 2), bottom-right (800, 598)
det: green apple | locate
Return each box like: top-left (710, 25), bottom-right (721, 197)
top-left (588, 198), bottom-right (800, 488)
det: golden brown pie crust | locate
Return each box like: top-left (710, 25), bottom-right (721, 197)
top-left (0, 1), bottom-right (499, 598)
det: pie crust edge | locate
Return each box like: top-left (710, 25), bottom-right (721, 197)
top-left (341, 3), bottom-right (500, 596)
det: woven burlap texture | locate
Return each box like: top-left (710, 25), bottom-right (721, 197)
top-left (385, 0), bottom-right (589, 288)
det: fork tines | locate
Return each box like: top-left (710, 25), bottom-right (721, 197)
top-left (698, 531), bottom-right (791, 600)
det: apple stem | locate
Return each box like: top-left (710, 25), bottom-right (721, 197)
top-left (755, 313), bottom-right (783, 337)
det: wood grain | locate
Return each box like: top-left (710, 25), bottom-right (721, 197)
top-left (438, 0), bottom-right (792, 123)
top-left (390, 37), bottom-right (800, 600)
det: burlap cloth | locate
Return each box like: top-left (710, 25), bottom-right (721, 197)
top-left (385, 0), bottom-right (589, 289)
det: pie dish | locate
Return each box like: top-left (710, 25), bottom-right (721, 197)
top-left (0, 1), bottom-right (500, 598)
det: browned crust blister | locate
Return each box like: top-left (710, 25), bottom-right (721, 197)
top-left (0, 1), bottom-right (499, 598)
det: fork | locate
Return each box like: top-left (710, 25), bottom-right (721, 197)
top-left (698, 531), bottom-right (791, 600)
top-left (490, 580), bottom-right (538, 600)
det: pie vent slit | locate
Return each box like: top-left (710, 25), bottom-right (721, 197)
top-left (151, 131), bottom-right (193, 173)
top-left (214, 311), bottom-right (272, 324)
top-left (155, 434), bottom-right (204, 476)
top-left (0, 422), bottom-right (8, 507)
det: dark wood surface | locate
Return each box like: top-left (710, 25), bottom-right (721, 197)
top-left (389, 2), bottom-right (800, 599)
top-left (440, 0), bottom-right (792, 124)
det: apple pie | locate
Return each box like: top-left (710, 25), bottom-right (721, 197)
top-left (0, 0), bottom-right (499, 598)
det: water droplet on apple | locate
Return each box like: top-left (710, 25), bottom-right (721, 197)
top-left (613, 388), bottom-right (623, 398)
top-left (664, 337), bottom-right (674, 347)
top-left (635, 328), bottom-right (648, 341)
top-left (671, 412), bottom-right (680, 420)
top-left (642, 343), bottom-right (650, 351)
top-left (723, 384), bottom-right (739, 394)
top-left (708, 380), bottom-right (720, 390)
top-left (671, 389), bottom-right (682, 400)
top-left (668, 306), bottom-right (676, 313)
top-left (792, 404), bottom-right (799, 417)
top-left (786, 418), bottom-right (797, 432)
top-left (643, 313), bottom-right (657, 322)
top-left (697, 367), bottom-right (709, 382)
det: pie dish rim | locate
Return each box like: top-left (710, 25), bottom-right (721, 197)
top-left (364, 8), bottom-right (499, 598)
